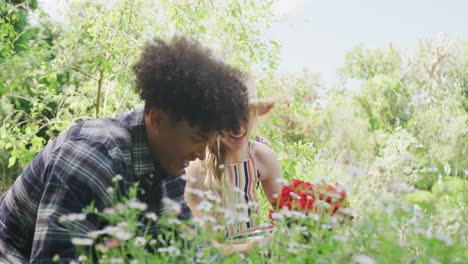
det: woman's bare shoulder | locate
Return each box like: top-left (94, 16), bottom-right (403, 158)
top-left (250, 140), bottom-right (279, 173)
top-left (250, 140), bottom-right (277, 161)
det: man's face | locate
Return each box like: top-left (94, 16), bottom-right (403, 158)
top-left (145, 108), bottom-right (216, 175)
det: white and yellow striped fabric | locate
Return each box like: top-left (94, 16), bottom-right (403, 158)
top-left (223, 155), bottom-right (262, 237)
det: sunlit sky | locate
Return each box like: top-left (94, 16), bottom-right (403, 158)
top-left (268, 0), bottom-right (468, 86)
top-left (38, 0), bottom-right (468, 87)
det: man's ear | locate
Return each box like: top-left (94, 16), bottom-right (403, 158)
top-left (145, 107), bottom-right (165, 133)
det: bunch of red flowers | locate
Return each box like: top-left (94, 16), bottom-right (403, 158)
top-left (269, 178), bottom-right (349, 221)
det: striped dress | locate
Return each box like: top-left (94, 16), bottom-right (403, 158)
top-left (223, 152), bottom-right (262, 237)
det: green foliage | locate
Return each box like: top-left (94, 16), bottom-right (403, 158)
top-left (431, 177), bottom-right (467, 196)
top-left (337, 35), bottom-right (467, 188)
top-left (259, 69), bottom-right (320, 144)
top-left (354, 74), bottom-right (411, 131)
top-left (309, 94), bottom-right (378, 162)
top-left (61, 177), bottom-right (466, 263)
top-left (371, 128), bottom-right (425, 187)
top-left (159, 0), bottom-right (280, 70)
top-left (0, 0), bottom-right (39, 60)
top-left (341, 43), bottom-right (402, 80)
top-left (407, 102), bottom-right (467, 175)
top-left (0, 0), bottom-right (280, 177)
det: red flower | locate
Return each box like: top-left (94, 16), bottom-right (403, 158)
top-left (270, 179), bottom-right (350, 222)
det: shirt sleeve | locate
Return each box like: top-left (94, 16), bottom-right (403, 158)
top-left (30, 139), bottom-right (126, 263)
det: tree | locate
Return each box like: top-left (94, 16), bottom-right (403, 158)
top-left (0, 0), bottom-right (281, 177)
top-left (0, 0), bottom-right (39, 61)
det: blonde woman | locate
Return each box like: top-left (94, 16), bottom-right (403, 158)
top-left (185, 74), bottom-right (283, 254)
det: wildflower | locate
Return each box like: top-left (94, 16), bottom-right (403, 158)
top-left (114, 203), bottom-right (127, 212)
top-left (145, 212), bottom-right (158, 221)
top-left (106, 187), bottom-right (114, 193)
top-left (103, 239), bottom-right (120, 249)
top-left (347, 166), bottom-right (364, 178)
top-left (289, 192), bottom-right (300, 200)
top-left (114, 230), bottom-right (132, 241)
top-left (339, 207), bottom-right (354, 217)
top-left (248, 201), bottom-right (260, 210)
top-left (443, 163), bottom-right (451, 176)
top-left (78, 255), bottom-right (87, 262)
top-left (162, 197), bottom-right (181, 215)
top-left (95, 243), bottom-right (107, 253)
top-left (332, 235), bottom-right (348, 242)
top-left (116, 221), bottom-right (128, 228)
top-left (158, 246), bottom-right (181, 256)
top-left (52, 254), bottom-right (60, 262)
top-left (315, 200), bottom-right (332, 210)
top-left (270, 211), bottom-right (284, 221)
top-left (307, 213), bottom-right (320, 222)
top-left (196, 201), bottom-right (213, 213)
top-left (109, 257), bottom-right (125, 264)
top-left (71, 238), bottom-right (94, 246)
top-left (134, 236), bottom-right (146, 247)
top-left (213, 225), bottom-right (226, 232)
top-left (295, 225), bottom-right (309, 236)
top-left (204, 191), bottom-right (221, 203)
top-left (193, 216), bottom-right (216, 227)
top-left (103, 207), bottom-right (115, 215)
top-left (128, 199), bottom-right (148, 211)
top-left (112, 174), bottom-right (123, 182)
top-left (386, 182), bottom-right (415, 194)
top-left (59, 213), bottom-right (86, 223)
top-left (87, 229), bottom-right (107, 239)
top-left (149, 239), bottom-right (157, 246)
top-left (167, 217), bottom-right (181, 225)
top-left (435, 234), bottom-right (453, 246)
top-left (352, 254), bottom-right (376, 264)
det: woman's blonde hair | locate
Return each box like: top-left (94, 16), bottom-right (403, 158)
top-left (203, 73), bottom-right (276, 193)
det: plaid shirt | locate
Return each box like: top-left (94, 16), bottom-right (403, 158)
top-left (0, 107), bottom-right (191, 263)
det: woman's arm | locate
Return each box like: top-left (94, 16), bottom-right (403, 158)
top-left (253, 141), bottom-right (284, 204)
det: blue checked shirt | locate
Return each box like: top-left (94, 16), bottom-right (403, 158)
top-left (0, 106), bottom-right (191, 263)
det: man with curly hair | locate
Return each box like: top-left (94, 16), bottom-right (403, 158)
top-left (0, 37), bottom-right (249, 262)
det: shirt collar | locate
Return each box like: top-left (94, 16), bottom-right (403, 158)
top-left (123, 106), bottom-right (158, 179)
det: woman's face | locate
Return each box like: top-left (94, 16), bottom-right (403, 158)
top-left (219, 108), bottom-right (257, 151)
top-left (220, 121), bottom-right (250, 150)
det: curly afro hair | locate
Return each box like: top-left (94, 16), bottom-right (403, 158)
top-left (133, 36), bottom-right (249, 133)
